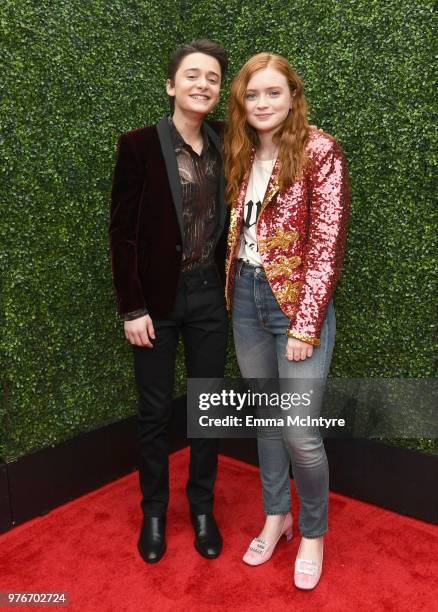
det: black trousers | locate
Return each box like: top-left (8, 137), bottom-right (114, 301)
top-left (132, 264), bottom-right (228, 517)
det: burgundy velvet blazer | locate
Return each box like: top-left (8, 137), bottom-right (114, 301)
top-left (109, 116), bottom-right (228, 317)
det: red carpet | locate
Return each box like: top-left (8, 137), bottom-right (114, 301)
top-left (0, 448), bottom-right (437, 611)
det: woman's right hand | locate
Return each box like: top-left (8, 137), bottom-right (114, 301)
top-left (124, 315), bottom-right (155, 348)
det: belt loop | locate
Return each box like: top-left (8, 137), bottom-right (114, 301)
top-left (237, 259), bottom-right (243, 276)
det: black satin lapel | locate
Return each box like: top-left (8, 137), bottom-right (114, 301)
top-left (217, 170), bottom-right (226, 233)
top-left (204, 122), bottom-right (226, 235)
top-left (156, 117), bottom-right (184, 245)
top-left (204, 122), bottom-right (220, 152)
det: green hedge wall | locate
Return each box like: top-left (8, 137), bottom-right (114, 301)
top-left (1, 1), bottom-right (436, 460)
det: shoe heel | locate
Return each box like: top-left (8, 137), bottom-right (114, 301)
top-left (285, 528), bottom-right (293, 541)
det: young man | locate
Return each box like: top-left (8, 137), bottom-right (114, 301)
top-left (109, 40), bottom-right (228, 564)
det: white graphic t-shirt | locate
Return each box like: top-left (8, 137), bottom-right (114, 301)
top-left (238, 158), bottom-right (276, 266)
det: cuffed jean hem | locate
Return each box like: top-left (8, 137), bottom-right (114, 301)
top-left (300, 529), bottom-right (328, 539)
top-left (265, 509), bottom-right (291, 516)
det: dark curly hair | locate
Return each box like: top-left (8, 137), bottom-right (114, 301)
top-left (166, 39), bottom-right (228, 110)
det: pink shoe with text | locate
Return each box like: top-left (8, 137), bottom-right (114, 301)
top-left (243, 513), bottom-right (293, 566)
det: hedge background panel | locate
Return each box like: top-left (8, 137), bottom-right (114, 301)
top-left (0, 0), bottom-right (436, 460)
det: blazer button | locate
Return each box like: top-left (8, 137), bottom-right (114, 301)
top-left (176, 245), bottom-right (182, 252)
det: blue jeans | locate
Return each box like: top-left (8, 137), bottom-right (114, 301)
top-left (232, 261), bottom-right (335, 538)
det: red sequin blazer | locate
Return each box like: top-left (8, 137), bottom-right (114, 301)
top-left (225, 129), bottom-right (350, 346)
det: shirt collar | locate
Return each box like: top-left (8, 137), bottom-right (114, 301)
top-left (168, 115), bottom-right (210, 156)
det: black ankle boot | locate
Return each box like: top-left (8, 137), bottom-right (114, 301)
top-left (138, 516), bottom-right (167, 564)
top-left (190, 512), bottom-right (223, 559)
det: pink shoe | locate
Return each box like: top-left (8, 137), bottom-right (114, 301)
top-left (294, 548), bottom-right (323, 590)
top-left (243, 513), bottom-right (293, 566)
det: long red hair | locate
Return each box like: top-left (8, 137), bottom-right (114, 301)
top-left (224, 53), bottom-right (310, 205)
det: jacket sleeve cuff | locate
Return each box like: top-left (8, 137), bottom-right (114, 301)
top-left (285, 328), bottom-right (321, 347)
top-left (122, 307), bottom-right (149, 321)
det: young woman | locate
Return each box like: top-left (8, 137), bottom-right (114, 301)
top-left (224, 53), bottom-right (350, 589)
